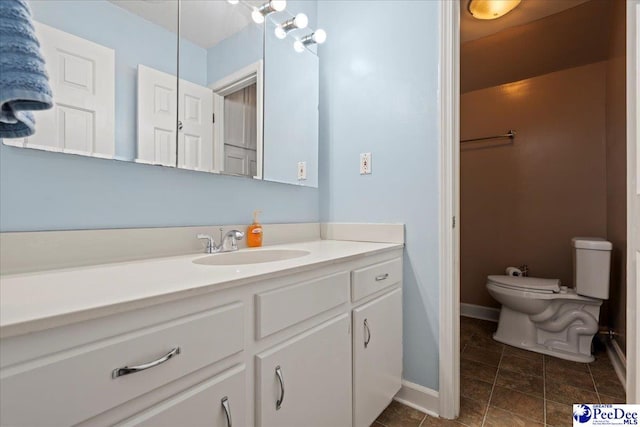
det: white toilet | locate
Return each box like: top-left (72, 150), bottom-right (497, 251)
top-left (487, 237), bottom-right (612, 362)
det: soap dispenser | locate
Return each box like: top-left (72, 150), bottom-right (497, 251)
top-left (247, 210), bottom-right (263, 248)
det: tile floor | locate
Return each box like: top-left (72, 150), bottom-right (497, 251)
top-left (373, 316), bottom-right (626, 427)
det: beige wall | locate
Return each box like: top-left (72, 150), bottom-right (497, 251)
top-left (604, 0), bottom-right (627, 352)
top-left (460, 62), bottom-right (608, 308)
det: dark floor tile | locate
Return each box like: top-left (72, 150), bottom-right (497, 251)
top-left (545, 364), bottom-right (595, 391)
top-left (599, 393), bottom-right (626, 404)
top-left (489, 386), bottom-right (544, 423)
top-left (461, 359), bottom-right (499, 384)
top-left (545, 400), bottom-right (573, 427)
top-left (462, 344), bottom-right (502, 367)
top-left (460, 376), bottom-right (493, 403)
top-left (500, 354), bottom-right (544, 377)
top-left (420, 415), bottom-right (467, 426)
top-left (545, 379), bottom-right (599, 405)
top-left (483, 406), bottom-right (544, 427)
top-left (471, 333), bottom-right (505, 353)
top-left (592, 373), bottom-right (626, 398)
top-left (375, 400), bottom-right (425, 427)
top-left (589, 353), bottom-right (616, 374)
top-left (495, 368), bottom-right (544, 398)
top-left (545, 356), bottom-right (590, 373)
top-left (502, 345), bottom-right (544, 362)
top-left (456, 396), bottom-right (487, 427)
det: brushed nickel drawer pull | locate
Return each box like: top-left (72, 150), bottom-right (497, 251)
top-left (111, 347), bottom-right (181, 379)
top-left (275, 365), bottom-right (285, 410)
top-left (221, 396), bottom-right (232, 427)
top-left (364, 319), bottom-right (371, 348)
top-left (375, 273), bottom-right (389, 281)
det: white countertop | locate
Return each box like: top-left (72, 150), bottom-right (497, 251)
top-left (0, 240), bottom-right (402, 338)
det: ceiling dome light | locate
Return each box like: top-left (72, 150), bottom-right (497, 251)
top-left (468, 0), bottom-right (521, 20)
top-left (227, 0), bottom-right (239, 4)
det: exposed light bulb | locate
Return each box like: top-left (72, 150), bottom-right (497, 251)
top-left (252, 8), bottom-right (265, 24)
top-left (293, 40), bottom-right (305, 53)
top-left (313, 29), bottom-right (327, 44)
top-left (271, 0), bottom-right (286, 12)
top-left (227, 0), bottom-right (239, 4)
top-left (275, 25), bottom-right (287, 39)
top-left (294, 13), bottom-right (308, 29)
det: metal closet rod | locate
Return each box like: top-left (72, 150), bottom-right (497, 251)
top-left (460, 130), bottom-right (516, 143)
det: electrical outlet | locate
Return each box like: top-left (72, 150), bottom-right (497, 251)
top-left (360, 152), bottom-right (372, 175)
top-left (297, 161), bottom-right (307, 180)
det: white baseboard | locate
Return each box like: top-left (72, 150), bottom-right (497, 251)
top-left (605, 338), bottom-right (627, 392)
top-left (394, 380), bottom-right (439, 418)
top-left (460, 303), bottom-right (500, 322)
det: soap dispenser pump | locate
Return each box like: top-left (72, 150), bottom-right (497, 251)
top-left (247, 210), bottom-right (263, 248)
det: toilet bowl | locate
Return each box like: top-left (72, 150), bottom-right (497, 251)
top-left (487, 237), bottom-right (612, 363)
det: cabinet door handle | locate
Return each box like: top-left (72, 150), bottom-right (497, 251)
top-left (364, 319), bottom-right (371, 348)
top-left (221, 396), bottom-right (232, 427)
top-left (111, 347), bottom-right (181, 379)
top-left (375, 273), bottom-right (389, 281)
top-left (275, 365), bottom-right (285, 410)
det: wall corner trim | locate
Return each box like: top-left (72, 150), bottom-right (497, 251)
top-left (394, 380), bottom-right (440, 418)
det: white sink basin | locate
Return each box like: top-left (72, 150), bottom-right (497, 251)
top-left (193, 249), bottom-right (311, 266)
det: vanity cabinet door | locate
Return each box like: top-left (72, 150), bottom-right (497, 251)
top-left (117, 365), bottom-right (246, 427)
top-left (256, 314), bottom-right (351, 427)
top-left (353, 288), bottom-right (403, 427)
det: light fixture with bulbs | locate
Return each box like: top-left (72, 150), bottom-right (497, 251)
top-left (293, 29), bottom-right (326, 53)
top-left (274, 13), bottom-right (308, 39)
top-left (251, 0), bottom-right (287, 24)
top-left (467, 0), bottom-right (521, 20)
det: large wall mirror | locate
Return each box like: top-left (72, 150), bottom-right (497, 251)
top-left (3, 0), bottom-right (320, 187)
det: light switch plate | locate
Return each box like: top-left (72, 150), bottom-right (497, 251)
top-left (297, 161), bottom-right (307, 180)
top-left (360, 153), bottom-right (372, 175)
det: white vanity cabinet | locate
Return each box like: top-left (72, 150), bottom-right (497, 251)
top-left (352, 289), bottom-right (403, 427)
top-left (0, 246), bottom-right (403, 427)
top-left (256, 314), bottom-right (352, 427)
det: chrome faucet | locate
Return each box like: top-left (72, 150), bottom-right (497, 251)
top-left (197, 228), bottom-right (245, 254)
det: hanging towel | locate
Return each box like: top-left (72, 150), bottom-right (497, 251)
top-left (0, 0), bottom-right (52, 138)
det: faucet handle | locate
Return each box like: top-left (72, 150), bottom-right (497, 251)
top-left (197, 234), bottom-right (216, 254)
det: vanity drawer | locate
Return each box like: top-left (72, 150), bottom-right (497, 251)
top-left (351, 258), bottom-right (402, 302)
top-left (0, 302), bottom-right (244, 427)
top-left (116, 364), bottom-right (246, 427)
top-left (255, 272), bottom-right (349, 339)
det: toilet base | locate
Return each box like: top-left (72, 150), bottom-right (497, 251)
top-left (493, 305), bottom-right (597, 363)
top-left (493, 334), bottom-right (595, 363)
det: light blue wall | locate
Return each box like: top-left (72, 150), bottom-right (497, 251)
top-left (0, 143), bottom-right (319, 231)
top-left (29, 0), bottom-right (207, 161)
top-left (206, 24), bottom-right (263, 85)
top-left (317, 1), bottom-right (441, 389)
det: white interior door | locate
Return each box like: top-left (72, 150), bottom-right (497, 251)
top-left (137, 65), bottom-right (177, 167)
top-left (8, 22), bottom-right (115, 158)
top-left (178, 80), bottom-right (213, 172)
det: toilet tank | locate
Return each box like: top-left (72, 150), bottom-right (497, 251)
top-left (572, 237), bottom-right (612, 299)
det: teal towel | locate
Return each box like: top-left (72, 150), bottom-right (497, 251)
top-left (0, 0), bottom-right (53, 138)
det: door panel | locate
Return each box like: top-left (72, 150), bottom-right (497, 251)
top-left (353, 288), bottom-right (403, 427)
top-left (22, 22), bottom-right (115, 158)
top-left (178, 80), bottom-right (213, 172)
top-left (256, 314), bottom-right (351, 427)
top-left (137, 65), bottom-right (177, 167)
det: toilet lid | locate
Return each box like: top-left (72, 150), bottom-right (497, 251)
top-left (488, 275), bottom-right (561, 293)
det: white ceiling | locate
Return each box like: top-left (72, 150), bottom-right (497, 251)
top-left (109, 0), bottom-right (256, 49)
top-left (460, 0), bottom-right (591, 43)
